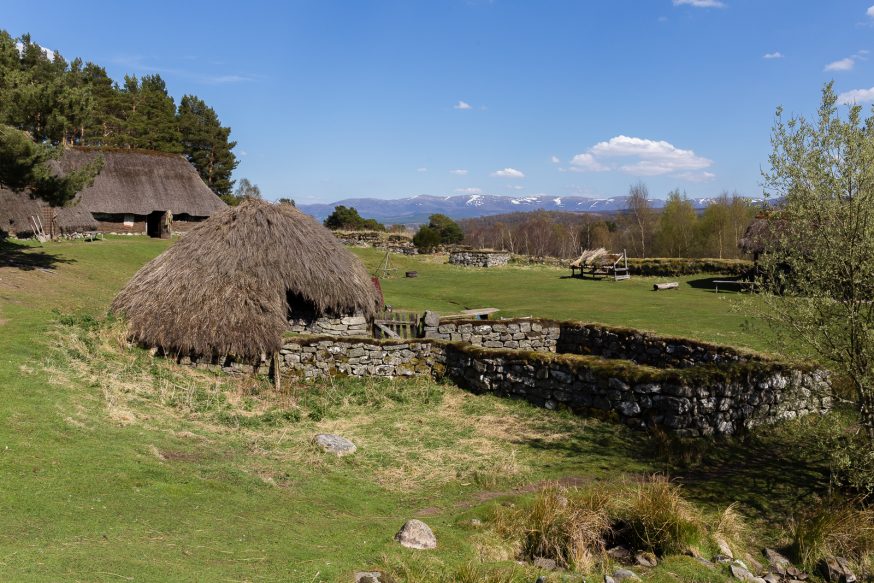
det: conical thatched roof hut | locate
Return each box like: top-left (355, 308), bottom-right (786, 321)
top-left (111, 198), bottom-right (380, 360)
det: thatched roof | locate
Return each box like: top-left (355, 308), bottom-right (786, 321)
top-left (0, 188), bottom-right (98, 237)
top-left (111, 198), bottom-right (380, 360)
top-left (57, 148), bottom-right (226, 217)
top-left (739, 216), bottom-right (785, 257)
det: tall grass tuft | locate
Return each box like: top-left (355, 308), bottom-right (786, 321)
top-left (790, 500), bottom-right (874, 571)
top-left (618, 475), bottom-right (706, 556)
top-left (491, 483), bottom-right (611, 571)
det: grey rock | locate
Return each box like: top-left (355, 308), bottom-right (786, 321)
top-left (613, 568), bottom-right (640, 581)
top-left (635, 552), bottom-right (657, 568)
top-left (764, 548), bottom-right (791, 573)
top-left (313, 434), bottom-right (357, 456)
top-left (607, 546), bottom-right (632, 562)
top-left (394, 519), bottom-right (437, 549)
top-left (731, 564), bottom-right (756, 582)
top-left (715, 536), bottom-right (734, 559)
top-left (818, 556), bottom-right (856, 583)
top-left (532, 557), bottom-right (556, 570)
top-left (354, 572), bottom-right (382, 583)
top-left (604, 577), bottom-right (616, 583)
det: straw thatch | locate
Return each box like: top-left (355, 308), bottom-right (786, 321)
top-left (739, 217), bottom-right (785, 259)
top-left (57, 148), bottom-right (226, 217)
top-left (0, 188), bottom-right (98, 237)
top-left (111, 198), bottom-right (380, 360)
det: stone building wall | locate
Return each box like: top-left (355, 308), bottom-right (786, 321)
top-left (422, 318), bottom-right (560, 351)
top-left (275, 335), bottom-right (831, 437)
top-left (448, 250), bottom-right (511, 267)
top-left (288, 315), bottom-right (370, 337)
top-left (424, 317), bottom-right (758, 369)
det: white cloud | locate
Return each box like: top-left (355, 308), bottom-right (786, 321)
top-left (673, 0), bottom-right (725, 8)
top-left (417, 167), bottom-right (428, 172)
top-left (453, 100), bottom-right (472, 110)
top-left (455, 187), bottom-right (482, 195)
top-left (676, 171), bottom-right (716, 182)
top-left (449, 169), bottom-right (468, 175)
top-left (838, 87), bottom-right (874, 104)
top-left (569, 153), bottom-right (609, 172)
top-left (867, 5), bottom-right (874, 17)
top-left (825, 58), bottom-right (855, 72)
top-left (569, 135), bottom-right (713, 178)
top-left (550, 155), bottom-right (560, 164)
top-left (491, 167), bottom-right (525, 178)
top-left (509, 185), bottom-right (525, 190)
top-left (763, 52), bottom-right (784, 59)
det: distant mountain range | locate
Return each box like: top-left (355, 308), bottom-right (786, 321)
top-left (297, 194), bottom-right (757, 224)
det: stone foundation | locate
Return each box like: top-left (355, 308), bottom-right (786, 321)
top-left (448, 250), bottom-right (511, 267)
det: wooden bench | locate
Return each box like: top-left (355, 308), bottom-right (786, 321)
top-left (712, 280), bottom-right (753, 294)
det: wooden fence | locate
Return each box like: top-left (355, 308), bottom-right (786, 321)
top-left (373, 310), bottom-right (421, 339)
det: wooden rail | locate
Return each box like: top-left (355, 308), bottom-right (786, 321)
top-left (374, 310), bottom-right (421, 339)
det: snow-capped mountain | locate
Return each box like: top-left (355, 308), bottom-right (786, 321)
top-left (297, 194), bottom-right (759, 224)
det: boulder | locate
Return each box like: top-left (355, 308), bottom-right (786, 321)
top-left (715, 536), bottom-right (734, 559)
top-left (764, 548), bottom-right (792, 574)
top-left (731, 563), bottom-right (765, 583)
top-left (607, 546), bottom-right (633, 562)
top-left (313, 434), bottom-right (357, 456)
top-left (354, 572), bottom-right (383, 583)
top-left (423, 311), bottom-right (440, 327)
top-left (394, 519), bottom-right (437, 549)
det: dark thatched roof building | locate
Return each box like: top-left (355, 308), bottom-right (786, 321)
top-left (111, 198), bottom-right (381, 361)
top-left (0, 147), bottom-right (225, 238)
top-left (59, 148), bottom-right (226, 236)
top-left (0, 188), bottom-right (98, 238)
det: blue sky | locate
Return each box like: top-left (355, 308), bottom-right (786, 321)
top-left (3, 0), bottom-right (874, 203)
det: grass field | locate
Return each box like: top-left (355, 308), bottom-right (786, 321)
top-left (0, 237), bottom-right (834, 581)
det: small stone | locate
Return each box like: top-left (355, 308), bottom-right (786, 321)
top-left (714, 554), bottom-right (733, 565)
top-left (469, 518), bottom-right (483, 528)
top-left (607, 546), bottom-right (633, 562)
top-left (532, 557), bottom-right (556, 570)
top-left (763, 575), bottom-right (780, 583)
top-left (604, 577), bottom-right (616, 583)
top-left (818, 556), bottom-right (857, 583)
top-left (613, 568), bottom-right (640, 581)
top-left (764, 548), bottom-right (791, 573)
top-left (313, 434), bottom-right (357, 456)
top-left (394, 519), bottom-right (437, 549)
top-left (635, 552), bottom-right (658, 568)
top-left (354, 572), bottom-right (382, 583)
top-left (715, 536), bottom-right (734, 559)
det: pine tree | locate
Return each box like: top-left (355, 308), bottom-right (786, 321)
top-left (118, 74), bottom-right (181, 152)
top-left (177, 95), bottom-right (238, 196)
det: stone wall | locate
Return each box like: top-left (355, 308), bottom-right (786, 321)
top-left (555, 322), bottom-right (756, 369)
top-left (448, 250), bottom-right (511, 267)
top-left (275, 335), bottom-right (831, 437)
top-left (334, 230), bottom-right (417, 255)
top-left (288, 315), bottom-right (370, 337)
top-left (280, 337), bottom-right (438, 379)
top-left (423, 318), bottom-right (560, 352)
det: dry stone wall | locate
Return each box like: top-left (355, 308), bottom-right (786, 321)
top-left (448, 250), bottom-right (511, 267)
top-left (423, 319), bottom-right (560, 351)
top-left (288, 315), bottom-right (370, 337)
top-left (275, 335), bottom-right (830, 437)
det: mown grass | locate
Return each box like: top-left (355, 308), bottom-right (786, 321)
top-left (0, 237), bottom-right (851, 580)
top-left (351, 248), bottom-right (776, 352)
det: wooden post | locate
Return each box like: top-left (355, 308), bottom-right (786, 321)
top-left (273, 352), bottom-right (281, 392)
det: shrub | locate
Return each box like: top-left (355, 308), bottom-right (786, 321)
top-left (491, 483), bottom-right (611, 571)
top-left (790, 500), bottom-right (874, 571)
top-left (617, 475), bottom-right (705, 555)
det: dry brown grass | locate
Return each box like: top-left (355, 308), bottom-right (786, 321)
top-left (491, 482), bottom-right (612, 572)
top-left (790, 500), bottom-right (874, 571)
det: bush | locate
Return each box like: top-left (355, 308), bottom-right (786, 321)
top-left (491, 483), bottom-right (611, 571)
top-left (323, 205), bottom-right (385, 231)
top-left (625, 257), bottom-right (752, 277)
top-left (790, 500), bottom-right (874, 571)
top-left (617, 476), bottom-right (705, 556)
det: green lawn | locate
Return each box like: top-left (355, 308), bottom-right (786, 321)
top-left (352, 248), bottom-right (773, 352)
top-left (0, 238), bottom-right (827, 581)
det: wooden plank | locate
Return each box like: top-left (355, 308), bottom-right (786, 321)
top-left (653, 282), bottom-right (679, 291)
